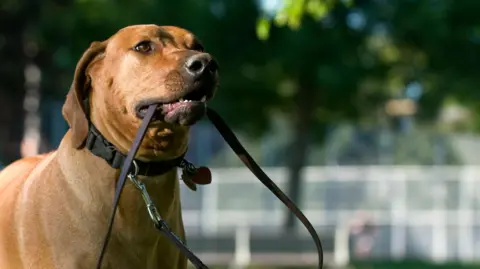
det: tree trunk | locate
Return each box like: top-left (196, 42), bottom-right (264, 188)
top-left (284, 82), bottom-right (315, 232)
top-left (0, 12), bottom-right (27, 164)
top-left (0, 1), bottom-right (41, 164)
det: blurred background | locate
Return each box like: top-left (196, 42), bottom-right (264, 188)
top-left (2, 0), bottom-right (480, 268)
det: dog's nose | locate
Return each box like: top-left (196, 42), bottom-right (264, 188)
top-left (184, 53), bottom-right (217, 78)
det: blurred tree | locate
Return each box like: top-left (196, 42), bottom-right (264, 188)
top-left (2, 0), bottom-right (480, 232)
top-left (0, 0), bottom-right (43, 162)
top-left (255, 0), bottom-right (480, 230)
top-left (230, 0), bottom-right (386, 231)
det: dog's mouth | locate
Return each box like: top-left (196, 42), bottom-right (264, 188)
top-left (135, 87), bottom-right (211, 126)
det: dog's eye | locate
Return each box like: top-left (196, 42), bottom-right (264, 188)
top-left (134, 41), bottom-right (154, 54)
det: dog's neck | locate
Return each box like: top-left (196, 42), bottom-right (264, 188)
top-left (56, 131), bottom-right (180, 233)
top-left (84, 123), bottom-right (186, 177)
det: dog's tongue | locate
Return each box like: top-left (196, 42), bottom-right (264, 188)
top-left (162, 101), bottom-right (186, 113)
top-left (162, 101), bottom-right (206, 126)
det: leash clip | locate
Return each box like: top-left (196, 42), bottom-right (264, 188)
top-left (179, 159), bottom-right (197, 174)
top-left (128, 160), bottom-right (162, 226)
top-left (128, 161), bottom-right (202, 267)
top-left (178, 159), bottom-right (201, 191)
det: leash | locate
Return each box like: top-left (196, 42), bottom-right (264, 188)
top-left (95, 104), bottom-right (160, 268)
top-left (95, 105), bottom-right (323, 269)
top-left (206, 108), bottom-right (324, 269)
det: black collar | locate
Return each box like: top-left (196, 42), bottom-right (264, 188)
top-left (84, 124), bottom-right (185, 177)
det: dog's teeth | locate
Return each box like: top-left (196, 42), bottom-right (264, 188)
top-left (201, 96), bottom-right (207, 102)
top-left (179, 98), bottom-right (184, 102)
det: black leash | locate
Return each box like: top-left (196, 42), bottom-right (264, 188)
top-left (206, 108), bottom-right (324, 269)
top-left (95, 105), bottom-right (323, 269)
top-left (95, 104), bottom-right (160, 269)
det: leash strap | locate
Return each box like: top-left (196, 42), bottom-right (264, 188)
top-left (95, 104), bottom-right (207, 269)
top-left (96, 106), bottom-right (323, 269)
top-left (95, 105), bottom-right (158, 269)
top-left (128, 164), bottom-right (208, 269)
top-left (206, 108), bottom-right (324, 269)
top-left (154, 222), bottom-right (207, 268)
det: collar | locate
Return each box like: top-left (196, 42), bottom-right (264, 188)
top-left (84, 124), bottom-right (185, 177)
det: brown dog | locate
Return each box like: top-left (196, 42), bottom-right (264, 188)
top-left (0, 24), bottom-right (218, 269)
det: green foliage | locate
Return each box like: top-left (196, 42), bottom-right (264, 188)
top-left (256, 0), bottom-right (350, 40)
top-left (2, 0), bottom-right (480, 149)
top-left (2, 0), bottom-right (480, 231)
top-left (256, 16), bottom-right (271, 40)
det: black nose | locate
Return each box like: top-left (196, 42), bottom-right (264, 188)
top-left (184, 53), bottom-right (217, 78)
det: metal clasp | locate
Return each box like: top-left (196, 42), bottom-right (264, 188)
top-left (128, 160), bottom-right (162, 226)
top-left (179, 159), bottom-right (197, 174)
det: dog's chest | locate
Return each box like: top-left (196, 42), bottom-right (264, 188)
top-left (102, 234), bottom-right (186, 269)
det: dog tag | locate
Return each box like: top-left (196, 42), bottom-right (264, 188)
top-left (182, 176), bottom-right (198, 191)
top-left (181, 166), bottom-right (212, 191)
top-left (191, 166), bottom-right (212, 185)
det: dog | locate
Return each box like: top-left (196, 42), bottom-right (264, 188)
top-left (0, 24), bottom-right (219, 269)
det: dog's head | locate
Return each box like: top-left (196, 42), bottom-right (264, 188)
top-left (62, 24), bottom-right (219, 161)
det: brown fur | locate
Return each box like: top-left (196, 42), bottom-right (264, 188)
top-left (0, 24), bottom-right (217, 269)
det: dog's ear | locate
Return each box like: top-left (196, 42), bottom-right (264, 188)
top-left (62, 41), bottom-right (106, 149)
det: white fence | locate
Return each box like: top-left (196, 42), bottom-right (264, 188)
top-left (179, 165), bottom-right (480, 264)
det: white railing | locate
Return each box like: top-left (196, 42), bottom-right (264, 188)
top-left (179, 165), bottom-right (480, 265)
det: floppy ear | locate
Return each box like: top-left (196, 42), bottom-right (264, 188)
top-left (62, 41), bottom-right (106, 149)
